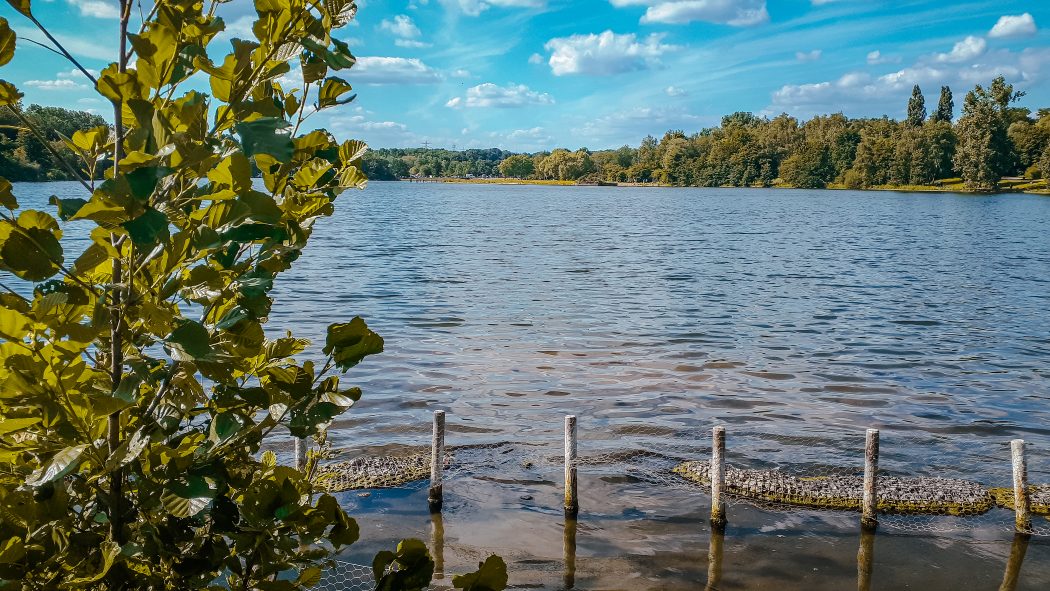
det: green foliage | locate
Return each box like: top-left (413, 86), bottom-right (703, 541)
top-left (932, 86), bottom-right (954, 123)
top-left (497, 154), bottom-right (534, 179)
top-left (954, 76), bottom-right (1018, 190)
top-left (907, 85), bottom-right (926, 127)
top-left (452, 556), bottom-right (509, 591)
top-left (1041, 148), bottom-right (1050, 184)
top-left (0, 0), bottom-right (433, 589)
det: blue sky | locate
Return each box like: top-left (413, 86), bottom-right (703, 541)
top-left (3, 0), bottom-right (1048, 151)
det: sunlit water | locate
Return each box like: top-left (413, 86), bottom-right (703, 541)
top-left (15, 181), bottom-right (1050, 589)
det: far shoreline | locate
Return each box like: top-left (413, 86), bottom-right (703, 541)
top-left (389, 176), bottom-right (1050, 196)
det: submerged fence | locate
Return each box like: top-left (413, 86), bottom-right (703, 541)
top-left (300, 412), bottom-right (1050, 590)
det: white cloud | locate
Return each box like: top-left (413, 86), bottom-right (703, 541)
top-left (57, 68), bottom-right (99, 80)
top-left (451, 69), bottom-right (472, 78)
top-left (395, 39), bottom-right (432, 48)
top-left (935, 36), bottom-right (987, 63)
top-left (544, 31), bottom-right (680, 76)
top-left (380, 15), bottom-right (422, 39)
top-left (609, 0), bottom-right (769, 26)
top-left (573, 106), bottom-right (712, 146)
top-left (23, 78), bottom-right (85, 90)
top-left (528, 53), bottom-right (544, 65)
top-left (351, 57), bottom-right (443, 85)
top-left (796, 49), bottom-right (822, 62)
top-left (989, 13), bottom-right (1037, 39)
top-left (866, 50), bottom-right (900, 65)
top-left (811, 0), bottom-right (837, 4)
top-left (446, 82), bottom-right (554, 108)
top-left (440, 0), bottom-right (545, 17)
top-left (67, 0), bottom-right (119, 19)
top-left (665, 85), bottom-right (687, 96)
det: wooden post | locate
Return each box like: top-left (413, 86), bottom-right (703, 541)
top-left (564, 415), bottom-right (578, 517)
top-left (710, 426), bottom-right (726, 529)
top-left (430, 511), bottom-right (445, 581)
top-left (862, 429), bottom-right (879, 530)
top-left (294, 437), bottom-right (307, 472)
top-left (429, 410), bottom-right (445, 513)
top-left (1011, 439), bottom-right (1031, 533)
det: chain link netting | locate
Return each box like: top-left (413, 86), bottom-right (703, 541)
top-left (301, 414), bottom-right (1050, 589)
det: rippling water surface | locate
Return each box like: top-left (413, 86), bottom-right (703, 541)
top-left (17, 181), bottom-right (1050, 589)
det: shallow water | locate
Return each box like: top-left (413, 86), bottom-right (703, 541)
top-left (13, 181), bottom-right (1050, 589)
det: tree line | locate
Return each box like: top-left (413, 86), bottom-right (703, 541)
top-left (0, 105), bottom-right (108, 181)
top-left (366, 76), bottom-right (1050, 191)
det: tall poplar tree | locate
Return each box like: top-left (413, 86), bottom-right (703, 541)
top-left (932, 86), bottom-right (954, 123)
top-left (907, 85), bottom-right (926, 127)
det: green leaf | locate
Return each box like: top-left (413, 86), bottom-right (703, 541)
top-left (0, 306), bottom-right (31, 339)
top-left (0, 177), bottom-right (16, 209)
top-left (26, 444), bottom-right (89, 487)
top-left (317, 76), bottom-right (354, 109)
top-left (209, 412), bottom-right (242, 443)
top-left (207, 152), bottom-right (252, 193)
top-left (160, 489), bottom-right (211, 518)
top-left (72, 242), bottom-right (110, 275)
top-left (49, 196), bottom-right (88, 221)
top-left (0, 210), bottom-right (63, 282)
top-left (62, 540), bottom-right (120, 586)
top-left (122, 207), bottom-right (169, 245)
top-left (96, 64), bottom-right (143, 102)
top-left (323, 317), bottom-right (383, 371)
top-left (0, 79), bottom-right (22, 107)
top-left (0, 18), bottom-right (15, 67)
top-left (0, 416), bottom-right (39, 435)
top-left (452, 555), bottom-right (509, 591)
top-left (236, 118), bottom-right (293, 163)
top-left (373, 539), bottom-right (435, 591)
top-left (167, 319), bottom-right (212, 359)
top-left (4, 0), bottom-right (30, 17)
top-left (296, 567), bottom-right (322, 588)
top-left (0, 537), bottom-right (25, 565)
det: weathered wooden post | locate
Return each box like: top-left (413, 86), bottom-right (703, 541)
top-left (862, 429), bottom-right (879, 530)
top-left (710, 426), bottom-right (726, 529)
top-left (429, 410), bottom-right (445, 513)
top-left (1011, 439), bottom-right (1031, 533)
top-left (294, 437), bottom-right (307, 472)
top-left (564, 415), bottom-right (579, 517)
top-left (430, 511), bottom-right (446, 581)
top-left (563, 516), bottom-right (578, 590)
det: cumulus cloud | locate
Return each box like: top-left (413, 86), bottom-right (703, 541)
top-left (528, 53), bottom-right (544, 65)
top-left (609, 0), bottom-right (768, 26)
top-left (796, 49), bottom-right (822, 62)
top-left (935, 36), bottom-right (987, 63)
top-left (380, 15), bottom-right (422, 39)
top-left (67, 0), bottom-right (119, 19)
top-left (665, 85), bottom-right (687, 96)
top-left (440, 0), bottom-right (545, 17)
top-left (573, 106), bottom-right (712, 145)
top-left (23, 78), bottom-right (85, 90)
top-left (351, 57), bottom-right (443, 84)
top-left (446, 83), bottom-right (554, 108)
top-left (989, 13), bottom-right (1037, 39)
top-left (866, 50), bottom-right (900, 65)
top-left (544, 31), bottom-right (680, 76)
top-left (768, 46), bottom-right (1050, 118)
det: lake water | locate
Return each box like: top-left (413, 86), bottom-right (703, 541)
top-left (14, 181), bottom-right (1050, 589)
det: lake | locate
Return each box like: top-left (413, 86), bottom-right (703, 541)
top-left (14, 181), bottom-right (1050, 589)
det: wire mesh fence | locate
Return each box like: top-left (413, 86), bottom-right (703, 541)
top-left (303, 412), bottom-right (1050, 589)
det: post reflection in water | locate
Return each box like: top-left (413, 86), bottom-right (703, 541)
top-left (430, 512), bottom-right (445, 581)
top-left (857, 528), bottom-right (875, 591)
top-left (705, 527), bottom-right (724, 591)
top-left (563, 517), bottom-right (577, 590)
top-left (999, 533), bottom-right (1030, 591)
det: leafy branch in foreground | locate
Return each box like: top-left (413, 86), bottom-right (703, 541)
top-left (0, 0), bottom-right (505, 589)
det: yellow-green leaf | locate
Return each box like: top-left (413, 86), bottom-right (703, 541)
top-left (25, 444), bottom-right (89, 487)
top-left (0, 417), bottom-right (39, 435)
top-left (0, 18), bottom-right (15, 67)
top-left (0, 79), bottom-right (23, 107)
top-left (4, 0), bottom-right (30, 17)
top-left (0, 306), bottom-right (31, 340)
top-left (0, 177), bottom-right (15, 209)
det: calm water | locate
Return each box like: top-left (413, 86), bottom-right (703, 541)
top-left (15, 181), bottom-right (1050, 589)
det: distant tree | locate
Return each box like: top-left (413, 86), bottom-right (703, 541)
top-left (1041, 147), bottom-right (1050, 182)
top-left (932, 86), bottom-right (954, 123)
top-left (907, 85), bottom-right (926, 127)
top-left (954, 78), bottom-right (1019, 189)
top-left (780, 142), bottom-right (833, 188)
top-left (1008, 119), bottom-right (1048, 172)
top-left (498, 154), bottom-right (535, 178)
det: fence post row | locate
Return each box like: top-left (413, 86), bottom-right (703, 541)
top-left (429, 410), bottom-right (446, 513)
top-left (710, 425), bottom-right (727, 529)
top-left (862, 429), bottom-right (879, 530)
top-left (564, 415), bottom-right (579, 517)
top-left (1011, 439), bottom-right (1031, 534)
